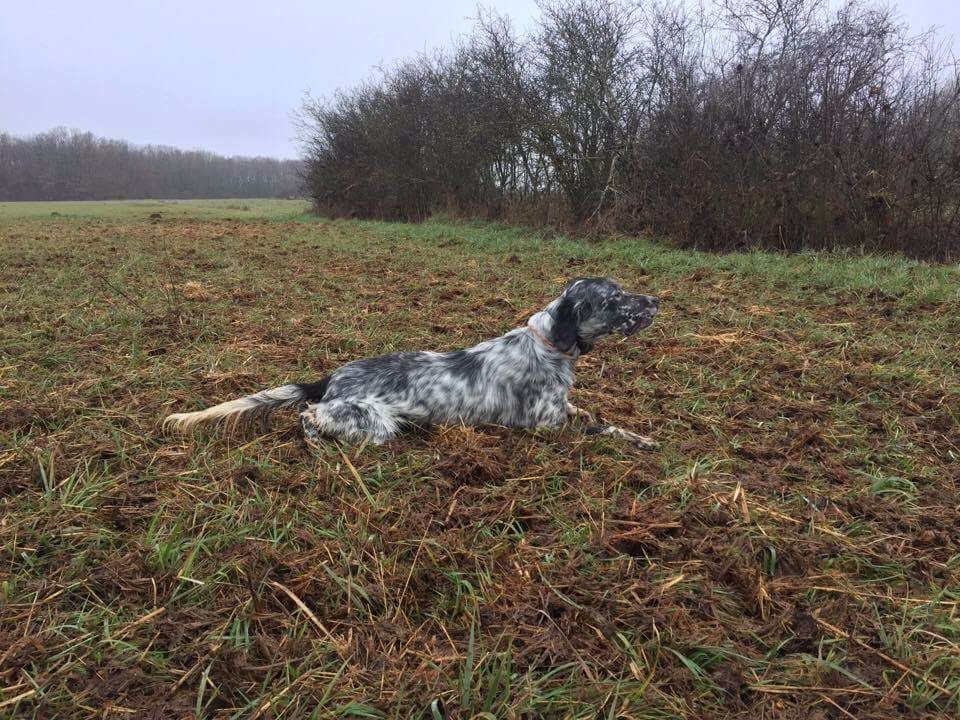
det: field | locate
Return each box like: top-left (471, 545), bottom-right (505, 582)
top-left (1, 199), bottom-right (958, 719)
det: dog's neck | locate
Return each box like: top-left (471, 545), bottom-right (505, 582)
top-left (527, 310), bottom-right (578, 360)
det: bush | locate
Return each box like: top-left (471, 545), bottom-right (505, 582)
top-left (299, 0), bottom-right (960, 260)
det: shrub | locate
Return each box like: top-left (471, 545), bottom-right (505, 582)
top-left (300, 0), bottom-right (960, 260)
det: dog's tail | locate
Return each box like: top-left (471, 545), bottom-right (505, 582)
top-left (163, 378), bottom-right (329, 433)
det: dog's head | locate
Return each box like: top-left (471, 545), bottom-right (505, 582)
top-left (544, 277), bottom-right (660, 355)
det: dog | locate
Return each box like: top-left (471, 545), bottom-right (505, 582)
top-left (163, 277), bottom-right (661, 448)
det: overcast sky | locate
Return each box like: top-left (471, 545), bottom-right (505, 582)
top-left (2, 0), bottom-right (957, 159)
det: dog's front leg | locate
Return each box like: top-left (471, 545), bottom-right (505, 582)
top-left (564, 403), bottom-right (657, 450)
top-left (585, 424), bottom-right (659, 450)
top-left (536, 405), bottom-right (658, 450)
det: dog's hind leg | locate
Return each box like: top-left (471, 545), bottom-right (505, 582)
top-left (299, 399), bottom-right (401, 446)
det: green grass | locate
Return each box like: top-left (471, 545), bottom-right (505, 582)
top-left (1, 200), bottom-right (958, 718)
top-left (0, 197), bottom-right (309, 222)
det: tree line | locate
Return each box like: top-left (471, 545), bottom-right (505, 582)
top-left (0, 128), bottom-right (302, 201)
top-left (300, 0), bottom-right (960, 260)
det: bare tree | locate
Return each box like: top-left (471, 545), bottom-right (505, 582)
top-left (0, 129), bottom-right (303, 201)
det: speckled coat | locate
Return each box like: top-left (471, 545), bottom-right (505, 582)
top-left (164, 277), bottom-right (660, 445)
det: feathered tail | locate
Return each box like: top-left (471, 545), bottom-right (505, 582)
top-left (163, 378), bottom-right (329, 433)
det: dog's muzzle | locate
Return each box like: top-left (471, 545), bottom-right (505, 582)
top-left (619, 294), bottom-right (660, 335)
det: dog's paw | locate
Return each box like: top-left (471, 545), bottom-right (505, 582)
top-left (566, 403), bottom-right (596, 424)
top-left (624, 432), bottom-right (659, 450)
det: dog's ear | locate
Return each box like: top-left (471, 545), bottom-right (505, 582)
top-left (550, 296), bottom-right (579, 353)
top-left (574, 299), bottom-right (596, 354)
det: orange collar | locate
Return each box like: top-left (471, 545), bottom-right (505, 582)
top-left (527, 324), bottom-right (576, 359)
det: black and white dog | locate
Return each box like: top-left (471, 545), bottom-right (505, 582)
top-left (164, 277), bottom-right (660, 448)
